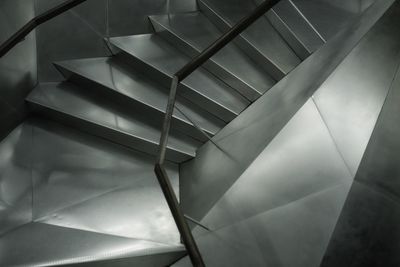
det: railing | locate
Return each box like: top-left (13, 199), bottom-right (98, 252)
top-left (154, 0), bottom-right (281, 266)
top-left (0, 0), bottom-right (88, 58)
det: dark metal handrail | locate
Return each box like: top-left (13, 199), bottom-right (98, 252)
top-left (154, 0), bottom-right (280, 266)
top-left (0, 0), bottom-right (88, 58)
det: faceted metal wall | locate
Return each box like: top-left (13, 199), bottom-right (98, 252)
top-left (179, 0), bottom-right (399, 265)
top-left (0, 0), bottom-right (37, 139)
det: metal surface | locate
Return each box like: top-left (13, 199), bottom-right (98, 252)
top-left (0, 123), bottom-right (33, 236)
top-left (110, 34), bottom-right (249, 122)
top-left (0, 222), bottom-right (185, 267)
top-left (54, 57), bottom-right (224, 141)
top-left (321, 33), bottom-right (400, 266)
top-left (155, 164), bottom-right (205, 267)
top-left (0, 0), bottom-right (36, 139)
top-left (313, 3), bottom-right (400, 174)
top-left (150, 12), bottom-right (276, 101)
top-left (36, 0), bottom-right (110, 81)
top-left (27, 82), bottom-right (200, 163)
top-left (291, 0), bottom-right (358, 41)
top-left (267, 0), bottom-right (325, 59)
top-left (180, 0), bottom-right (392, 222)
top-left (199, 0), bottom-right (301, 79)
top-left (0, 0), bottom-right (88, 58)
top-left (199, 100), bottom-right (353, 230)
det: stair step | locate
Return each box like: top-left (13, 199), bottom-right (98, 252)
top-left (0, 222), bottom-right (186, 267)
top-left (199, 0), bottom-right (301, 80)
top-left (289, 0), bottom-right (357, 41)
top-left (27, 82), bottom-right (200, 163)
top-left (54, 57), bottom-right (224, 142)
top-left (266, 0), bottom-right (325, 59)
top-left (150, 12), bottom-right (276, 101)
top-left (109, 34), bottom-right (250, 122)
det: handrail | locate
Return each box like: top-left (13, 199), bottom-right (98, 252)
top-left (0, 0), bottom-right (88, 58)
top-left (154, 0), bottom-right (281, 266)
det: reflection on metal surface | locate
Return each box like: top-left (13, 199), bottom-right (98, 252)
top-left (199, 0), bottom-right (301, 79)
top-left (0, 0), bottom-right (36, 138)
top-left (0, 119), bottom-right (183, 266)
top-left (0, 123), bottom-right (32, 236)
top-left (0, 222), bottom-right (185, 267)
top-left (110, 34), bottom-right (250, 122)
top-left (150, 12), bottom-right (276, 100)
top-left (181, 0), bottom-right (391, 223)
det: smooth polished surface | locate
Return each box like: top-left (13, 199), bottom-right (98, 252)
top-left (321, 44), bottom-right (400, 266)
top-left (0, 118), bottom-right (185, 265)
top-left (199, 0), bottom-right (301, 79)
top-left (0, 222), bottom-right (185, 267)
top-left (110, 34), bottom-right (250, 122)
top-left (55, 57), bottom-right (224, 140)
top-left (199, 100), bottom-right (352, 230)
top-left (181, 0), bottom-right (392, 222)
top-left (27, 82), bottom-right (200, 162)
top-left (313, 2), bottom-right (400, 174)
top-left (150, 12), bottom-right (276, 101)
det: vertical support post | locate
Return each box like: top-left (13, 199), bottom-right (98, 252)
top-left (154, 164), bottom-right (205, 267)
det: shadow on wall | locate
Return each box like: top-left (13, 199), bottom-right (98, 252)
top-left (0, 0), bottom-right (37, 140)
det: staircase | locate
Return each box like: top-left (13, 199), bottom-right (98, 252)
top-left (0, 0), bottom-right (373, 266)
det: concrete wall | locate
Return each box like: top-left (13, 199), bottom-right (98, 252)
top-left (0, 0), bottom-right (37, 140)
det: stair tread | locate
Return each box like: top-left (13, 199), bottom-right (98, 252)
top-left (109, 33), bottom-right (250, 117)
top-left (150, 12), bottom-right (276, 98)
top-left (27, 82), bottom-right (199, 159)
top-left (0, 222), bottom-right (185, 267)
top-left (55, 57), bottom-right (224, 136)
top-left (292, 0), bottom-right (356, 41)
top-left (200, 0), bottom-right (301, 76)
top-left (269, 0), bottom-right (325, 55)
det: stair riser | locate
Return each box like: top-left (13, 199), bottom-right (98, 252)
top-left (198, 0), bottom-right (286, 80)
top-left (267, 10), bottom-right (311, 59)
top-left (151, 19), bottom-right (261, 101)
top-left (113, 50), bottom-right (237, 122)
top-left (56, 66), bottom-right (209, 142)
top-left (28, 102), bottom-right (193, 163)
top-left (267, 1), bottom-right (325, 59)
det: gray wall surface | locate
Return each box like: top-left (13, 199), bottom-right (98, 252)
top-left (0, 0), bottom-right (37, 140)
top-left (35, 0), bottom-right (197, 81)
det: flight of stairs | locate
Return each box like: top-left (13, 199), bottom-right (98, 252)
top-left (0, 0), bottom-right (368, 266)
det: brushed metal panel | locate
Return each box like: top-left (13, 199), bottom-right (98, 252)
top-left (110, 34), bottom-right (249, 122)
top-left (267, 0), bottom-right (325, 58)
top-left (355, 60), bottom-right (400, 198)
top-left (54, 57), bottom-right (224, 138)
top-left (292, 0), bottom-right (358, 40)
top-left (313, 3), bottom-right (400, 175)
top-left (191, 183), bottom-right (351, 267)
top-left (199, 100), bottom-right (352, 230)
top-left (36, 0), bottom-right (110, 82)
top-left (0, 0), bottom-right (36, 137)
top-left (150, 12), bottom-right (276, 100)
top-left (0, 123), bottom-right (33, 236)
top-left (0, 222), bottom-right (185, 267)
top-left (27, 82), bottom-right (199, 162)
top-left (199, 0), bottom-right (301, 79)
top-left (180, 0), bottom-right (392, 222)
top-left (321, 182), bottom-right (400, 267)
top-left (107, 0), bottom-right (197, 37)
top-left (27, 119), bottom-right (181, 246)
